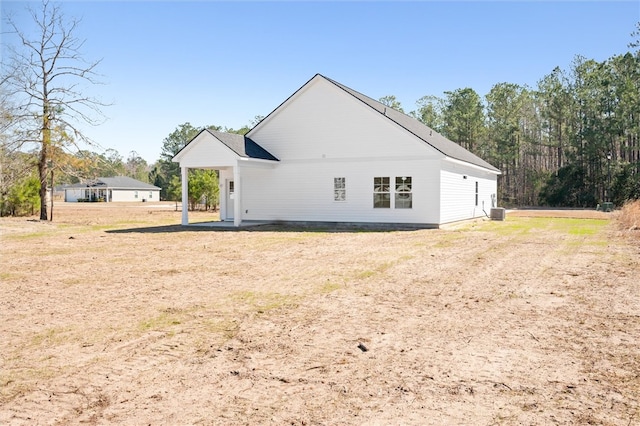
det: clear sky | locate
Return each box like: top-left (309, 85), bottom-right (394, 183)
top-left (2, 1), bottom-right (639, 164)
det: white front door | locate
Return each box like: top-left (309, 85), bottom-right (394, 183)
top-left (226, 180), bottom-right (235, 220)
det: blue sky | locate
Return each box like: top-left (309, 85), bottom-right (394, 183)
top-left (2, 1), bottom-right (639, 164)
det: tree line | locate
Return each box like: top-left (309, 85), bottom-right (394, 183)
top-left (1, 0), bottom-right (638, 217)
top-left (390, 33), bottom-right (640, 207)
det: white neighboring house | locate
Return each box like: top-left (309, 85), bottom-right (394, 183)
top-left (64, 176), bottom-right (160, 203)
top-left (173, 74), bottom-right (501, 227)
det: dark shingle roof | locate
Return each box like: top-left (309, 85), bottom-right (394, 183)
top-left (206, 129), bottom-right (279, 161)
top-left (322, 75), bottom-right (500, 172)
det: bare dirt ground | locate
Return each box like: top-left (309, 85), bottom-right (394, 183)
top-left (1, 203), bottom-right (639, 425)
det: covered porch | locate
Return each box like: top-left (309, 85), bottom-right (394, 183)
top-left (172, 129), bottom-right (279, 227)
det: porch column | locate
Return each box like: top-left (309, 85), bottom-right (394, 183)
top-left (181, 166), bottom-right (189, 225)
top-left (233, 166), bottom-right (241, 227)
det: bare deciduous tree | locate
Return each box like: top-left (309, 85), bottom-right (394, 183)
top-left (2, 0), bottom-right (107, 220)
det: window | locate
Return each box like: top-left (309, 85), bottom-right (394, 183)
top-left (475, 181), bottom-right (479, 206)
top-left (373, 177), bottom-right (390, 208)
top-left (149, 191), bottom-right (153, 199)
top-left (134, 191), bottom-right (138, 199)
top-left (395, 176), bottom-right (412, 209)
top-left (334, 177), bottom-right (346, 201)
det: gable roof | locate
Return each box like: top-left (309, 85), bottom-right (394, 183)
top-left (172, 129), bottom-right (279, 162)
top-left (205, 129), bottom-right (279, 161)
top-left (249, 74), bottom-right (499, 173)
top-left (321, 75), bottom-right (500, 172)
top-left (64, 176), bottom-right (160, 190)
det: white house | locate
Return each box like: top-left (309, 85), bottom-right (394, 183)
top-left (64, 176), bottom-right (160, 202)
top-left (173, 74), bottom-right (500, 228)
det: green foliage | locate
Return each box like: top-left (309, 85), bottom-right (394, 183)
top-left (611, 162), bottom-right (640, 205)
top-left (188, 170), bottom-right (219, 211)
top-left (1, 173), bottom-right (41, 216)
top-left (539, 164), bottom-right (597, 207)
top-left (441, 88), bottom-right (485, 151)
top-left (379, 95), bottom-right (404, 113)
top-left (155, 122), bottom-right (221, 200)
top-left (411, 95), bottom-right (444, 132)
top-left (125, 151), bottom-right (149, 183)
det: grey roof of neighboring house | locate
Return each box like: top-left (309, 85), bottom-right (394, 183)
top-left (322, 75), bottom-right (500, 172)
top-left (205, 129), bottom-right (279, 161)
top-left (64, 176), bottom-right (160, 190)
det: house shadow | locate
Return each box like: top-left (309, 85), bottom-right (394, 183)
top-left (105, 221), bottom-right (438, 234)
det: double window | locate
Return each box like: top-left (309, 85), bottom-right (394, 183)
top-left (374, 176), bottom-right (412, 208)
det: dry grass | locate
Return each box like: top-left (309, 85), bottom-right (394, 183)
top-left (617, 199), bottom-right (640, 231)
top-left (1, 202), bottom-right (639, 425)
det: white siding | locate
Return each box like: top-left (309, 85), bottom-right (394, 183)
top-left (242, 75), bottom-right (445, 224)
top-left (176, 74), bottom-right (499, 226)
top-left (173, 131), bottom-right (238, 168)
top-left (64, 188), bottom-right (159, 202)
top-left (111, 189), bottom-right (159, 202)
top-left (240, 158), bottom-right (441, 225)
top-left (249, 76), bottom-right (434, 161)
top-left (65, 188), bottom-right (83, 202)
top-left (439, 160), bottom-right (498, 224)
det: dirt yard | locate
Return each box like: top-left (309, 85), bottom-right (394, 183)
top-left (1, 203), bottom-right (638, 425)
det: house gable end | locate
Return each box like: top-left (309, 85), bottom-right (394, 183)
top-left (173, 129), bottom-right (243, 168)
top-left (249, 74), bottom-right (498, 173)
top-left (247, 75), bottom-right (441, 161)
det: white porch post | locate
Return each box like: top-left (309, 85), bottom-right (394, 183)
top-left (233, 165), bottom-right (241, 227)
top-left (181, 166), bottom-right (189, 225)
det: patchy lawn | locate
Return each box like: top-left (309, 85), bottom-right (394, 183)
top-left (1, 203), bottom-right (639, 425)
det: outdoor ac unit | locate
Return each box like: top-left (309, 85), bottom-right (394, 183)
top-left (490, 207), bottom-right (506, 221)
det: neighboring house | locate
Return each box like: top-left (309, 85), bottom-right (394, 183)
top-left (64, 176), bottom-right (160, 202)
top-left (173, 74), bottom-right (501, 227)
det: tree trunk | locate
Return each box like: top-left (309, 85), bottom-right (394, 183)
top-left (38, 144), bottom-right (48, 220)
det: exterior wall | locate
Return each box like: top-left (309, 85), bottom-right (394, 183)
top-left (110, 189), bottom-right (159, 202)
top-left (174, 131), bottom-right (238, 168)
top-left (439, 159), bottom-right (498, 224)
top-left (240, 157), bottom-right (441, 224)
top-left (219, 167), bottom-right (234, 221)
top-left (249, 76), bottom-right (433, 161)
top-left (65, 188), bottom-right (83, 202)
top-left (243, 75), bottom-right (445, 225)
top-left (64, 188), bottom-right (159, 202)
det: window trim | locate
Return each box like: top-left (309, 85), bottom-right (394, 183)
top-left (395, 176), bottom-right (412, 209)
top-left (475, 181), bottom-right (479, 206)
top-left (334, 177), bottom-right (346, 202)
top-left (373, 177), bottom-right (391, 208)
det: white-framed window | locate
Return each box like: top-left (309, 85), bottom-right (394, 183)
top-left (334, 177), bottom-right (346, 201)
top-left (395, 176), bottom-right (412, 209)
top-left (475, 181), bottom-right (479, 206)
top-left (149, 191), bottom-right (153, 199)
top-left (373, 177), bottom-right (390, 208)
top-left (134, 191), bottom-right (138, 199)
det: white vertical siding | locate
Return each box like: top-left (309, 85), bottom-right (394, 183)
top-left (440, 160), bottom-right (498, 224)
